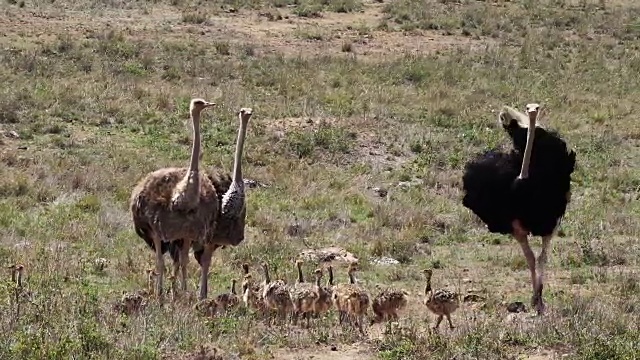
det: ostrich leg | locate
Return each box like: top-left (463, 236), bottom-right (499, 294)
top-left (533, 235), bottom-right (553, 314)
top-left (153, 235), bottom-right (166, 303)
top-left (197, 244), bottom-right (217, 300)
top-left (179, 240), bottom-right (190, 292)
top-left (514, 232), bottom-right (538, 309)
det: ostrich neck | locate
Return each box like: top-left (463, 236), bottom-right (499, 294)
top-left (327, 268), bottom-right (334, 286)
top-left (348, 271), bottom-right (356, 284)
top-left (264, 267), bottom-right (271, 284)
top-left (518, 118), bottom-right (536, 179)
top-left (231, 281), bottom-right (236, 295)
top-left (188, 111), bottom-right (202, 177)
top-left (297, 264), bottom-right (304, 283)
top-left (315, 275), bottom-right (321, 287)
top-left (424, 277), bottom-right (432, 296)
top-left (231, 118), bottom-right (249, 184)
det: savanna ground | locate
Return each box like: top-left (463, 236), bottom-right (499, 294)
top-left (1, 0), bottom-right (640, 359)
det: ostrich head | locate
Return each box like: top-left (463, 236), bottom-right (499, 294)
top-left (189, 98), bottom-right (215, 114)
top-left (422, 268), bottom-right (433, 279)
top-left (239, 107), bottom-right (253, 120)
top-left (499, 104), bottom-right (542, 153)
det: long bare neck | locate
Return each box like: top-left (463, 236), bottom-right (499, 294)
top-left (518, 116), bottom-right (537, 179)
top-left (232, 118), bottom-right (249, 184)
top-left (17, 271), bottom-right (23, 287)
top-left (424, 277), bottom-right (432, 296)
top-left (297, 263), bottom-right (304, 283)
top-left (263, 266), bottom-right (271, 284)
top-left (188, 110), bottom-right (202, 176)
top-left (327, 267), bottom-right (334, 286)
top-left (348, 270), bottom-right (356, 284)
top-left (231, 280), bottom-right (236, 295)
top-left (315, 274), bottom-right (322, 287)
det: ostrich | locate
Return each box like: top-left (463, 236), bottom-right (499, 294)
top-left (164, 108), bottom-right (254, 298)
top-left (130, 98), bottom-right (218, 301)
top-left (288, 260), bottom-right (318, 327)
top-left (423, 269), bottom-right (459, 329)
top-left (261, 262), bottom-right (293, 325)
top-left (462, 103), bottom-right (576, 315)
top-left (370, 287), bottom-right (409, 325)
top-left (313, 265), bottom-right (334, 317)
top-left (332, 262), bottom-right (370, 333)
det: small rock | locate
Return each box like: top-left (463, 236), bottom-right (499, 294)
top-left (506, 301), bottom-right (527, 313)
top-left (370, 256), bottom-right (400, 266)
top-left (94, 257), bottom-right (109, 272)
top-left (243, 178), bottom-right (269, 188)
top-left (463, 294), bottom-right (486, 303)
top-left (5, 130), bottom-right (20, 139)
top-left (298, 247), bottom-right (358, 264)
top-left (371, 186), bottom-right (387, 198)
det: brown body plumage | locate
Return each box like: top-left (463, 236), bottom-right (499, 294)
top-left (241, 263), bottom-right (266, 313)
top-left (130, 98), bottom-right (217, 301)
top-left (371, 288), bottom-right (409, 324)
top-left (423, 269), bottom-right (460, 329)
top-left (313, 266), bottom-right (334, 316)
top-left (332, 262), bottom-right (370, 333)
top-left (163, 108), bottom-right (254, 300)
top-left (289, 260), bottom-right (318, 326)
top-left (214, 278), bottom-right (240, 314)
top-left (261, 262), bottom-right (293, 325)
top-left (113, 291), bottom-right (149, 316)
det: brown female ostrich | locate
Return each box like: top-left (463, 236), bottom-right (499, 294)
top-left (130, 98), bottom-right (217, 300)
top-left (462, 103), bottom-right (576, 315)
top-left (164, 108), bottom-right (254, 298)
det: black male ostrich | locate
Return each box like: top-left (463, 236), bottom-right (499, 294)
top-left (462, 103), bottom-right (576, 315)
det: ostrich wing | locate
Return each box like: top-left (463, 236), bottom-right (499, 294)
top-left (462, 149), bottom-right (520, 235)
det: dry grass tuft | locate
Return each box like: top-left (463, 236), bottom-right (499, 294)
top-left (0, 0), bottom-right (639, 359)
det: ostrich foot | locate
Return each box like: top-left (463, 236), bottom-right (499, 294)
top-left (531, 287), bottom-right (546, 315)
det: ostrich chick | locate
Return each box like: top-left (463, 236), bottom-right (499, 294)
top-left (288, 260), bottom-right (318, 327)
top-left (333, 262), bottom-right (369, 333)
top-left (313, 266), bottom-right (334, 317)
top-left (370, 287), bottom-right (410, 325)
top-left (423, 269), bottom-right (459, 330)
top-left (241, 263), bottom-right (266, 313)
top-left (8, 264), bottom-right (34, 301)
top-left (261, 262), bottom-right (293, 325)
top-left (214, 278), bottom-right (240, 314)
top-left (113, 290), bottom-right (149, 316)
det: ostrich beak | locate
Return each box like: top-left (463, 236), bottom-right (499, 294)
top-left (203, 101), bottom-right (216, 108)
top-left (525, 103), bottom-right (540, 114)
top-left (525, 103), bottom-right (541, 123)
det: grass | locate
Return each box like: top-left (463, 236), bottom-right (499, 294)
top-left (1, 0), bottom-right (640, 359)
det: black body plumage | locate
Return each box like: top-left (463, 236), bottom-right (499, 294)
top-left (462, 114), bottom-right (576, 237)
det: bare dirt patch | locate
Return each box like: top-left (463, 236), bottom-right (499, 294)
top-left (274, 343), bottom-right (374, 360)
top-left (0, 2), bottom-right (490, 59)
